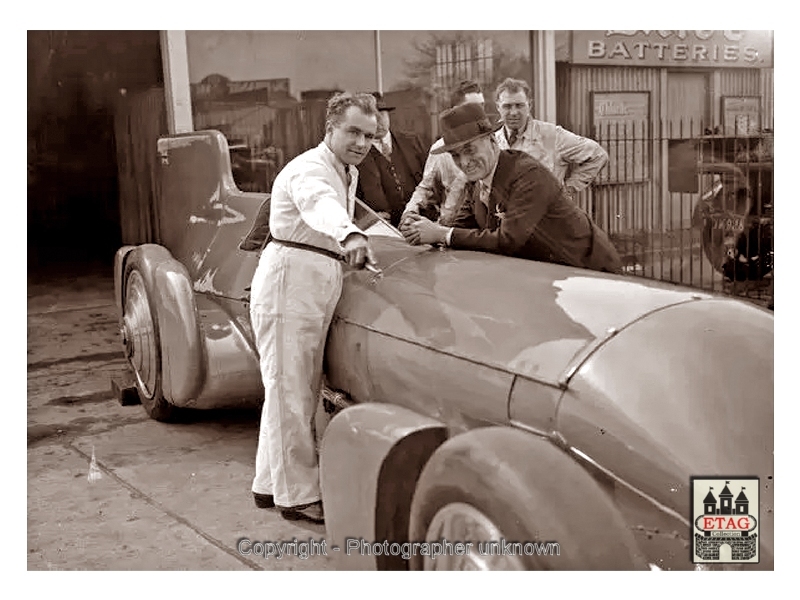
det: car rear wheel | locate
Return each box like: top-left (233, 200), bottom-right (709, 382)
top-left (121, 265), bottom-right (177, 422)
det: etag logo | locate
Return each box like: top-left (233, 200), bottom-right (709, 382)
top-left (691, 477), bottom-right (759, 563)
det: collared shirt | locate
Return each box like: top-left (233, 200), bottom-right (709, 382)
top-left (445, 154), bottom-right (499, 246)
top-left (403, 137), bottom-right (468, 225)
top-left (269, 141), bottom-right (363, 256)
top-left (495, 118), bottom-right (608, 192)
top-left (475, 158), bottom-right (499, 207)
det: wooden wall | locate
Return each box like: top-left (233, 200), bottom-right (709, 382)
top-left (113, 87), bottom-right (168, 245)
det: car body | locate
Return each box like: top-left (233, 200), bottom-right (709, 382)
top-left (114, 131), bottom-right (773, 571)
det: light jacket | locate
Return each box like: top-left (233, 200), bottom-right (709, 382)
top-left (495, 119), bottom-right (608, 192)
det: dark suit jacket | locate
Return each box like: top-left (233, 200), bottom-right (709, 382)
top-left (356, 130), bottom-right (426, 226)
top-left (450, 150), bottom-right (622, 273)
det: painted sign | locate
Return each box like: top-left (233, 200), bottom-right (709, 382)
top-left (573, 31), bottom-right (773, 68)
top-left (721, 96), bottom-right (761, 136)
top-left (591, 92), bottom-right (650, 184)
top-left (192, 76), bottom-right (291, 101)
top-left (592, 91), bottom-right (650, 125)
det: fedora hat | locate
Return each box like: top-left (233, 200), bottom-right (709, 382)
top-left (371, 92), bottom-right (395, 112)
top-left (431, 103), bottom-right (502, 154)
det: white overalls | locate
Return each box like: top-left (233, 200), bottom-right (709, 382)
top-left (250, 142), bottom-right (363, 507)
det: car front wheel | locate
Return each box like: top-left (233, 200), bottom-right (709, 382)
top-left (422, 501), bottom-right (527, 570)
top-left (408, 427), bottom-right (645, 571)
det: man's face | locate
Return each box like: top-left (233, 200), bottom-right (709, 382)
top-left (375, 110), bottom-right (391, 139)
top-left (449, 135), bottom-right (497, 181)
top-left (497, 89), bottom-right (531, 132)
top-left (327, 106), bottom-right (377, 165)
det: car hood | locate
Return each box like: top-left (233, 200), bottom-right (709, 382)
top-left (557, 299), bottom-right (773, 561)
top-left (336, 237), bottom-right (712, 386)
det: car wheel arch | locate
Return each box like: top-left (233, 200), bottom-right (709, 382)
top-left (319, 403), bottom-right (448, 570)
top-left (118, 244), bottom-right (205, 418)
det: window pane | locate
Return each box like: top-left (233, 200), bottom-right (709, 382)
top-left (185, 30), bottom-right (533, 192)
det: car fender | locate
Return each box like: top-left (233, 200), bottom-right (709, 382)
top-left (319, 403), bottom-right (448, 570)
top-left (113, 245), bottom-right (137, 318)
top-left (119, 244), bottom-right (205, 405)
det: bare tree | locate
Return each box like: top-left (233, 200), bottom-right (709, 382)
top-left (397, 31), bottom-right (531, 115)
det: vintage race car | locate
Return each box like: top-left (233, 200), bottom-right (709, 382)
top-left (114, 131), bottom-right (773, 571)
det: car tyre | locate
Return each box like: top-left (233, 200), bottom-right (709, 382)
top-left (121, 263), bottom-right (178, 422)
top-left (408, 428), bottom-right (645, 570)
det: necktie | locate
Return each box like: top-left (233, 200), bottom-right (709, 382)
top-left (507, 128), bottom-right (519, 147)
top-left (475, 180), bottom-right (488, 206)
top-left (376, 139), bottom-right (390, 158)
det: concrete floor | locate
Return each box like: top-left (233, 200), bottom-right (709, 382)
top-left (27, 264), bottom-right (333, 572)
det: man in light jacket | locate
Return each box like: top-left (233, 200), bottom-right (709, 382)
top-left (494, 77), bottom-right (608, 202)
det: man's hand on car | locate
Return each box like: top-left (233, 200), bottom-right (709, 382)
top-left (342, 232), bottom-right (376, 269)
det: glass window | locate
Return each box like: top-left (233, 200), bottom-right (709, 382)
top-left (185, 31), bottom-right (533, 192)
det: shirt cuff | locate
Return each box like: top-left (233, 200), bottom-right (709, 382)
top-left (445, 227), bottom-right (454, 247)
top-left (337, 223), bottom-right (365, 244)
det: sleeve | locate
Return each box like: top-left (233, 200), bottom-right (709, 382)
top-left (412, 135), bottom-right (428, 178)
top-left (284, 162), bottom-right (363, 243)
top-left (555, 127), bottom-right (608, 192)
top-left (450, 165), bottom-right (559, 256)
top-left (403, 151), bottom-right (444, 216)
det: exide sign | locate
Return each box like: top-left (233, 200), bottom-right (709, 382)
top-left (572, 31), bottom-right (773, 68)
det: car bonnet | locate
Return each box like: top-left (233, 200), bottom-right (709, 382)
top-left (336, 238), bottom-right (711, 387)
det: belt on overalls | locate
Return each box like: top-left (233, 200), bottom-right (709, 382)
top-left (270, 237), bottom-right (345, 262)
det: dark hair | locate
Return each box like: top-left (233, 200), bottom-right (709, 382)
top-left (326, 92), bottom-right (378, 131)
top-left (494, 77), bottom-right (531, 102)
top-left (449, 79), bottom-right (483, 108)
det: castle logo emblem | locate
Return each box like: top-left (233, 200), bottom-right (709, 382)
top-left (691, 476), bottom-right (759, 564)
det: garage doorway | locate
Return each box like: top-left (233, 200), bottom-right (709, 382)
top-left (28, 31), bottom-right (163, 275)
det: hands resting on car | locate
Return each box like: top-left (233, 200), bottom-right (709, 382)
top-left (399, 212), bottom-right (449, 246)
top-left (344, 210), bottom-right (446, 271)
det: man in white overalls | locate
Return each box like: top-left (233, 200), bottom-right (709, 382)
top-left (249, 92), bottom-right (379, 524)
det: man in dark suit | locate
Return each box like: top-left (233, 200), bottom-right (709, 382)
top-left (401, 103), bottom-right (622, 274)
top-left (356, 93), bottom-right (427, 227)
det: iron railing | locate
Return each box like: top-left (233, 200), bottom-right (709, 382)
top-left (584, 119), bottom-right (773, 309)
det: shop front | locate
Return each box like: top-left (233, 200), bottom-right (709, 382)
top-left (553, 30), bottom-right (773, 301)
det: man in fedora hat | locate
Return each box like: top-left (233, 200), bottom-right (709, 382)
top-left (355, 92), bottom-right (426, 226)
top-left (400, 103), bottom-right (622, 273)
top-left (401, 79), bottom-right (486, 226)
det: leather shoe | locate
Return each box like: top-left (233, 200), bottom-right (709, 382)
top-left (278, 501), bottom-right (324, 524)
top-left (253, 492), bottom-right (275, 509)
